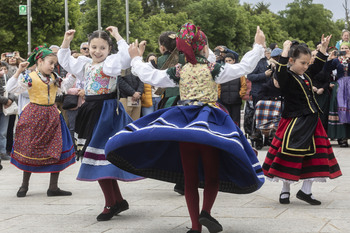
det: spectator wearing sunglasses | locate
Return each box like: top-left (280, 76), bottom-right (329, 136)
top-left (80, 42), bottom-right (90, 57)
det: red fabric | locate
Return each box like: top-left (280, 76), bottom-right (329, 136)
top-left (263, 117), bottom-right (342, 181)
top-left (12, 103), bottom-right (62, 165)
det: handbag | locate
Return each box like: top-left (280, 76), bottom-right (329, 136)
top-left (62, 94), bottom-right (79, 110)
top-left (2, 76), bottom-right (18, 116)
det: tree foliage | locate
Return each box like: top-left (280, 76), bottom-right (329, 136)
top-left (0, 0), bottom-right (345, 57)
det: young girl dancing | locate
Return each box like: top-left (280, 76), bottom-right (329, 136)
top-left (9, 45), bottom-right (76, 197)
top-left (57, 26), bottom-right (142, 221)
top-left (105, 23), bottom-right (266, 233)
top-left (262, 37), bottom-right (342, 205)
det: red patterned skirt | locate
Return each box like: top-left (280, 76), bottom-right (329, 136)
top-left (262, 117), bottom-right (342, 181)
top-left (12, 103), bottom-right (63, 166)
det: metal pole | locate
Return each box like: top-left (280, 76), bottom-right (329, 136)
top-left (65, 0), bottom-right (69, 32)
top-left (27, 0), bottom-right (31, 55)
top-left (126, 0), bottom-right (129, 43)
top-left (97, 0), bottom-right (101, 30)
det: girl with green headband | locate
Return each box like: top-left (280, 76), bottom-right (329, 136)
top-left (105, 23), bottom-right (266, 233)
top-left (7, 44), bottom-right (77, 198)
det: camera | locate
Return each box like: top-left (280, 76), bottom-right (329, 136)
top-left (334, 50), bottom-right (346, 57)
top-left (5, 52), bottom-right (14, 57)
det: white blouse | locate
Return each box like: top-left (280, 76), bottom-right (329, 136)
top-left (130, 44), bottom-right (265, 87)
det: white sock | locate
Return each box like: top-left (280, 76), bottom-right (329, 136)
top-left (301, 180), bottom-right (313, 195)
top-left (281, 182), bottom-right (290, 199)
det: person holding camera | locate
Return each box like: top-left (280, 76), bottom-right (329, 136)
top-left (327, 42), bottom-right (350, 147)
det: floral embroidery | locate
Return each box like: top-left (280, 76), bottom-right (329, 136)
top-left (84, 63), bottom-right (116, 95)
top-left (21, 74), bottom-right (33, 87)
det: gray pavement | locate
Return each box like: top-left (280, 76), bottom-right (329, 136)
top-left (0, 141), bottom-right (349, 233)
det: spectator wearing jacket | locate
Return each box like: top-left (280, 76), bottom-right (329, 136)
top-left (119, 68), bottom-right (144, 121)
top-left (218, 53), bottom-right (247, 127)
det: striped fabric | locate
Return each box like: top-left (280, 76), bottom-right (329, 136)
top-left (106, 105), bottom-right (265, 194)
top-left (263, 117), bottom-right (342, 181)
top-left (255, 100), bottom-right (282, 130)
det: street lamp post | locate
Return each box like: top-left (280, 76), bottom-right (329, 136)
top-left (27, 0), bottom-right (31, 55)
top-left (65, 0), bottom-right (69, 32)
top-left (97, 0), bottom-right (101, 30)
top-left (126, 0), bottom-right (129, 43)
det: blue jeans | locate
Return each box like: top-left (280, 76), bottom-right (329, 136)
top-left (0, 112), bottom-right (9, 154)
top-left (142, 97), bottom-right (161, 116)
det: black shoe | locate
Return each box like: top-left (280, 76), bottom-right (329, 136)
top-left (279, 192), bottom-right (290, 204)
top-left (96, 206), bottom-right (115, 221)
top-left (47, 188), bottom-right (72, 197)
top-left (187, 230), bottom-right (200, 233)
top-left (198, 210), bottom-right (223, 233)
top-left (17, 186), bottom-right (28, 198)
top-left (296, 190), bottom-right (321, 205)
top-left (174, 183), bottom-right (185, 195)
top-left (113, 199), bottom-right (129, 215)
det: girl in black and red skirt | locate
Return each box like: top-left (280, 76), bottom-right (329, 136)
top-left (263, 36), bottom-right (342, 205)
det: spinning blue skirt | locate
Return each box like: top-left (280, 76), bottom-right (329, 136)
top-left (106, 105), bottom-right (265, 194)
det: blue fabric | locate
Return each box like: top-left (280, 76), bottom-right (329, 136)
top-left (0, 113), bottom-right (9, 154)
top-left (106, 105), bottom-right (265, 194)
top-left (11, 115), bottom-right (76, 173)
top-left (77, 99), bottom-right (143, 181)
top-left (337, 76), bottom-right (350, 123)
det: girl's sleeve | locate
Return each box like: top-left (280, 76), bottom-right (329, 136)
top-left (103, 39), bottom-right (132, 77)
top-left (6, 74), bottom-right (26, 93)
top-left (15, 73), bottom-right (33, 93)
top-left (274, 56), bottom-right (289, 89)
top-left (57, 48), bottom-right (91, 80)
top-left (60, 73), bottom-right (77, 93)
top-left (214, 44), bottom-right (264, 83)
top-left (130, 56), bottom-right (178, 87)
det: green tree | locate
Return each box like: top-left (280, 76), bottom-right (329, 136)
top-left (279, 0), bottom-right (339, 46)
top-left (0, 0), bottom-right (82, 56)
top-left (183, 0), bottom-right (253, 55)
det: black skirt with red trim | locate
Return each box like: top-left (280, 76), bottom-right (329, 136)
top-left (263, 117), bottom-right (342, 181)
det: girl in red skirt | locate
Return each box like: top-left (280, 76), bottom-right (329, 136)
top-left (262, 36), bottom-right (342, 205)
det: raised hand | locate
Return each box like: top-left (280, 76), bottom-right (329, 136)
top-left (281, 40), bottom-right (292, 57)
top-left (106, 26), bottom-right (122, 41)
top-left (61, 29), bottom-right (76, 48)
top-left (319, 34), bottom-right (332, 55)
top-left (18, 61), bottom-right (30, 73)
top-left (129, 39), bottom-right (141, 59)
top-left (254, 26), bottom-right (265, 46)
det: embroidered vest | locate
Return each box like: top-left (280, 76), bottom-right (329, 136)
top-left (28, 72), bottom-right (58, 105)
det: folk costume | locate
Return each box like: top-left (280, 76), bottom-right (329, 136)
top-left (262, 52), bottom-right (342, 197)
top-left (10, 45), bottom-right (76, 173)
top-left (106, 23), bottom-right (265, 232)
top-left (57, 39), bottom-right (141, 182)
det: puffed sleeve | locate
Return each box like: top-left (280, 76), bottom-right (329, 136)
top-left (130, 56), bottom-right (178, 87)
top-left (57, 48), bottom-right (91, 80)
top-left (214, 44), bottom-right (265, 84)
top-left (103, 39), bottom-right (132, 77)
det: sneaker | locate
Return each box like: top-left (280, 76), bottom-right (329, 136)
top-left (296, 190), bottom-right (321, 205)
top-left (198, 210), bottom-right (223, 233)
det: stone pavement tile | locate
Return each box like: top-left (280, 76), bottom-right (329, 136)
top-left (320, 219), bottom-right (350, 233)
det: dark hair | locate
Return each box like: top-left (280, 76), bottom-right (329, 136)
top-left (0, 61), bottom-right (9, 69)
top-left (224, 53), bottom-right (235, 61)
top-left (289, 42), bottom-right (311, 59)
top-left (146, 53), bottom-right (157, 62)
top-left (159, 31), bottom-right (177, 52)
top-left (88, 30), bottom-right (113, 50)
top-left (269, 43), bottom-right (278, 51)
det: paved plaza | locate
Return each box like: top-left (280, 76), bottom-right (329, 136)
top-left (0, 141), bottom-right (349, 233)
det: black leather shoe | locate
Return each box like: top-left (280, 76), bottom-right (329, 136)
top-left (174, 183), bottom-right (185, 195)
top-left (47, 188), bottom-right (72, 197)
top-left (198, 210), bottom-right (223, 233)
top-left (17, 186), bottom-right (28, 198)
top-left (187, 229), bottom-right (200, 233)
top-left (296, 190), bottom-right (321, 205)
top-left (279, 192), bottom-right (290, 204)
top-left (96, 206), bottom-right (115, 221)
top-left (113, 199), bottom-right (129, 215)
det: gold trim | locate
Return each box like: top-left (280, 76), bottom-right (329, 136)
top-left (291, 74), bottom-right (315, 114)
top-left (14, 150), bottom-right (52, 160)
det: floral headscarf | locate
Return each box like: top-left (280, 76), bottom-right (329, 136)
top-left (176, 23), bottom-right (207, 65)
top-left (27, 44), bottom-right (54, 68)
